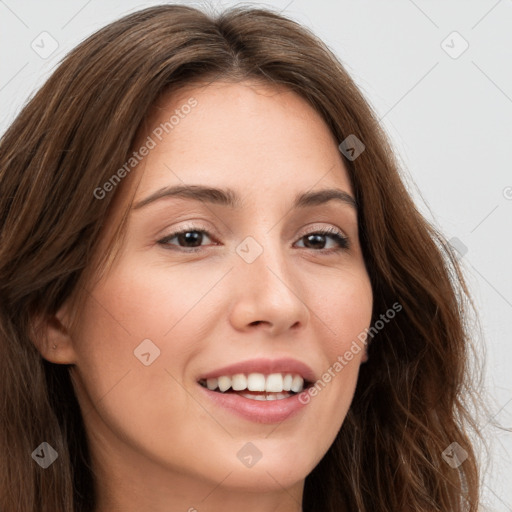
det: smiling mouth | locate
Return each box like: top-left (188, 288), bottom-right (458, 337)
top-left (198, 372), bottom-right (312, 401)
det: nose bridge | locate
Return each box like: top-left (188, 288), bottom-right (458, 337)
top-left (230, 230), bottom-right (309, 332)
top-left (236, 231), bottom-right (290, 291)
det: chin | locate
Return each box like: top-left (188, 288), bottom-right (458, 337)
top-left (210, 444), bottom-right (317, 491)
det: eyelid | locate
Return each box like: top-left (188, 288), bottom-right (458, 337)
top-left (160, 221), bottom-right (217, 240)
top-left (157, 221), bottom-right (350, 253)
top-left (295, 222), bottom-right (348, 239)
top-left (159, 221), bottom-right (348, 239)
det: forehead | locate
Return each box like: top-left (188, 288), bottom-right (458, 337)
top-left (129, 80), bottom-right (353, 207)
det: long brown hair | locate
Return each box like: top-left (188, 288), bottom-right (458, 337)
top-left (0, 4), bottom-right (484, 511)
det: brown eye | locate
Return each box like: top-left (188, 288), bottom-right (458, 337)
top-left (158, 227), bottom-right (215, 251)
top-left (295, 228), bottom-right (349, 252)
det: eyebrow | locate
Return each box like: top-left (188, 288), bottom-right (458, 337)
top-left (132, 184), bottom-right (357, 212)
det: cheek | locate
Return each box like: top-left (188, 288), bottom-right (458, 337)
top-left (68, 272), bottom-right (203, 470)
top-left (68, 257), bottom-right (218, 434)
top-left (299, 268), bottom-right (372, 423)
top-left (309, 267), bottom-right (373, 353)
top-left (91, 258), bottom-right (221, 338)
top-left (75, 256), bottom-right (223, 370)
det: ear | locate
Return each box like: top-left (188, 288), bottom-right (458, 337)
top-left (31, 302), bottom-right (78, 365)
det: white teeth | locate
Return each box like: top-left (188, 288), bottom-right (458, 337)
top-left (200, 372), bottom-right (306, 394)
top-left (238, 391), bottom-right (293, 401)
top-left (206, 378), bottom-right (218, 390)
top-left (283, 374), bottom-right (293, 391)
top-left (291, 375), bottom-right (304, 393)
top-left (243, 393), bottom-right (267, 401)
top-left (265, 373), bottom-right (283, 392)
top-left (217, 376), bottom-right (231, 392)
top-left (231, 373), bottom-right (247, 391)
top-left (247, 373), bottom-right (266, 392)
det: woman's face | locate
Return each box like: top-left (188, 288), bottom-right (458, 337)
top-left (60, 80), bottom-right (373, 507)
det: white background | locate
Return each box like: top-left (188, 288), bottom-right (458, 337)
top-left (1, 1), bottom-right (511, 510)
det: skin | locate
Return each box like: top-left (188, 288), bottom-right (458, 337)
top-left (40, 80), bottom-right (373, 512)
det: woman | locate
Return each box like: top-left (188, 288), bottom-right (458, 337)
top-left (0, 4), bottom-right (483, 511)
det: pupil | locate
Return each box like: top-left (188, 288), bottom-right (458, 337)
top-left (305, 234), bottom-right (325, 249)
top-left (179, 231), bottom-right (202, 247)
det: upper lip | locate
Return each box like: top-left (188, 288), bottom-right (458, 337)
top-left (198, 357), bottom-right (317, 384)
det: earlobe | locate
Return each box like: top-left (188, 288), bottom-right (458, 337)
top-left (30, 305), bottom-right (78, 365)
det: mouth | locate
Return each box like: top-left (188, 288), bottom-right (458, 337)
top-left (196, 359), bottom-right (317, 423)
top-left (198, 372), bottom-right (314, 401)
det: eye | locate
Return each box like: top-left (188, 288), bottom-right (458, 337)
top-left (294, 227), bottom-right (350, 252)
top-left (157, 225), bottom-right (350, 253)
top-left (157, 225), bottom-right (215, 252)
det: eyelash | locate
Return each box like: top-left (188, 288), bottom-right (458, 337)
top-left (157, 224), bottom-right (350, 254)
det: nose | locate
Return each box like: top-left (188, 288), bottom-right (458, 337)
top-left (228, 237), bottom-right (310, 336)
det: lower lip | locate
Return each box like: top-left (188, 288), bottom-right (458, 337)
top-left (198, 385), bottom-right (310, 424)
